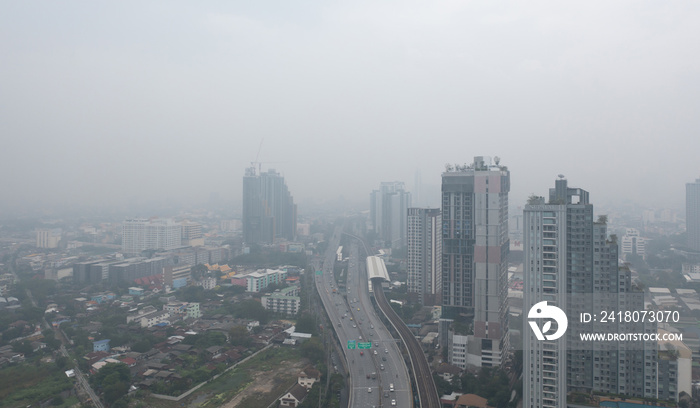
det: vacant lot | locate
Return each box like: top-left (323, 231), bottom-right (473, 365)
top-left (143, 346), bottom-right (309, 408)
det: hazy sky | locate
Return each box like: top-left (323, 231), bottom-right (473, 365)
top-left (2, 1), bottom-right (699, 214)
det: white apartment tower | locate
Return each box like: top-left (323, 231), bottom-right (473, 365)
top-left (621, 228), bottom-right (646, 259)
top-left (524, 178), bottom-right (656, 408)
top-left (122, 218), bottom-right (182, 255)
top-left (36, 229), bottom-right (61, 249)
top-left (407, 208), bottom-right (442, 305)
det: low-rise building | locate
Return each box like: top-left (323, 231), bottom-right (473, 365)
top-left (140, 311), bottom-right (171, 328)
top-left (298, 367), bottom-right (321, 389)
top-left (280, 383), bottom-right (308, 407)
top-left (129, 287), bottom-right (145, 296)
top-left (657, 329), bottom-right (692, 402)
top-left (93, 339), bottom-right (110, 352)
top-left (232, 269), bottom-right (287, 292)
top-left (448, 333), bottom-right (468, 370)
top-left (163, 264), bottom-right (192, 289)
top-left (163, 302), bottom-right (201, 320)
top-left (127, 305), bottom-right (157, 324)
top-left (197, 277), bottom-right (217, 290)
top-left (261, 286), bottom-right (300, 316)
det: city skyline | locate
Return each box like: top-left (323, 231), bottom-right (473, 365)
top-left (2, 2), bottom-right (700, 215)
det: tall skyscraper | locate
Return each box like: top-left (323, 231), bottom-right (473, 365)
top-left (523, 178), bottom-right (656, 408)
top-left (242, 167), bottom-right (297, 244)
top-left (407, 208), bottom-right (442, 305)
top-left (370, 182), bottom-right (411, 248)
top-left (442, 156), bottom-right (510, 368)
top-left (687, 178), bottom-right (700, 251)
top-left (122, 218), bottom-right (182, 255)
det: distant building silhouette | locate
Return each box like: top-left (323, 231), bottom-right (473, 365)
top-left (36, 228), bottom-right (61, 249)
top-left (370, 182), bottom-right (411, 248)
top-left (687, 178), bottom-right (700, 251)
top-left (242, 167), bottom-right (297, 244)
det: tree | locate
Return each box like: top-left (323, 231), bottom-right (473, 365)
top-left (179, 286), bottom-right (206, 303)
top-left (300, 337), bottom-right (324, 365)
top-left (229, 325), bottom-right (251, 347)
top-left (295, 314), bottom-right (316, 334)
top-left (91, 363), bottom-right (130, 404)
top-left (232, 299), bottom-right (269, 323)
top-left (191, 264), bottom-right (208, 280)
top-left (55, 356), bottom-right (69, 370)
top-left (131, 339), bottom-right (152, 353)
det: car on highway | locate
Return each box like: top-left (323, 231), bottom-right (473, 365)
top-left (373, 350), bottom-right (377, 355)
top-left (360, 351), bottom-right (364, 356)
top-left (353, 324), bottom-right (356, 328)
top-left (385, 349), bottom-right (388, 353)
top-left (391, 399), bottom-right (396, 406)
top-left (368, 387), bottom-right (372, 393)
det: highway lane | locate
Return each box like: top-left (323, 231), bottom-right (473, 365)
top-left (315, 228), bottom-right (410, 407)
top-left (348, 242), bottom-right (410, 408)
top-left (372, 280), bottom-right (441, 408)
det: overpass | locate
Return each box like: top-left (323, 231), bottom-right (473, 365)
top-left (367, 256), bottom-right (441, 408)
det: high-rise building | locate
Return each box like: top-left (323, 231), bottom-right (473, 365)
top-left (523, 178), bottom-right (656, 408)
top-left (181, 221), bottom-right (204, 247)
top-left (687, 178), bottom-right (700, 251)
top-left (370, 182), bottom-right (411, 248)
top-left (407, 208), bottom-right (442, 305)
top-left (36, 228), bottom-right (61, 249)
top-left (620, 228), bottom-right (646, 259)
top-left (122, 218), bottom-right (182, 255)
top-left (242, 167), bottom-right (297, 244)
top-left (442, 156), bottom-right (510, 368)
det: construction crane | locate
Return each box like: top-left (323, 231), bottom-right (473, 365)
top-left (248, 138), bottom-right (285, 176)
top-left (250, 139), bottom-right (264, 176)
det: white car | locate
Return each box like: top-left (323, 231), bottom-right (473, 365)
top-left (368, 387), bottom-right (372, 393)
top-left (391, 399), bottom-right (396, 406)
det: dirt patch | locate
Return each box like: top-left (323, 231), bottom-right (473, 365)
top-left (220, 359), bottom-right (306, 408)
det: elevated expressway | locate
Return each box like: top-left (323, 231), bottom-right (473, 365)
top-left (367, 255), bottom-right (441, 408)
top-left (315, 229), bottom-right (410, 407)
